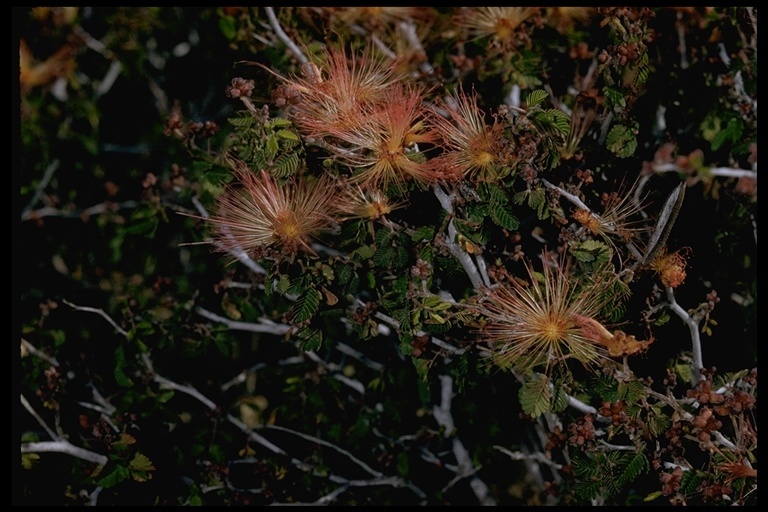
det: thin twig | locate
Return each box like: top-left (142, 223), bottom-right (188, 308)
top-left (21, 200), bottom-right (138, 222)
top-left (20, 338), bottom-right (60, 367)
top-left (649, 163), bottom-right (757, 180)
top-left (597, 440), bottom-right (638, 451)
top-left (21, 159), bottom-right (59, 218)
top-left (21, 441), bottom-right (108, 466)
top-left (493, 445), bottom-right (564, 470)
top-left (397, 20), bottom-right (434, 75)
top-left (335, 341), bottom-right (385, 372)
top-left (433, 375), bottom-right (496, 505)
top-left (196, 306), bottom-right (293, 335)
top-left (665, 287), bottom-right (704, 384)
top-left (372, 310), bottom-right (465, 355)
top-left (264, 424), bottom-right (383, 477)
top-left (62, 299), bottom-right (129, 338)
top-left (303, 351), bottom-right (366, 394)
top-left (265, 7), bottom-right (308, 65)
top-left (567, 395), bottom-right (598, 416)
top-left (540, 178), bottom-right (590, 211)
top-left (21, 394), bottom-right (59, 440)
top-left (433, 184), bottom-right (484, 289)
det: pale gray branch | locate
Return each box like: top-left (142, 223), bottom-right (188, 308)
top-left (196, 306), bottom-right (293, 335)
top-left (265, 424), bottom-right (383, 478)
top-left (432, 184), bottom-right (485, 289)
top-left (665, 287), bottom-right (704, 384)
top-left (433, 375), bottom-right (496, 505)
top-left (372, 310), bottom-right (465, 354)
top-left (265, 7), bottom-right (308, 64)
top-left (62, 299), bottom-right (129, 338)
top-left (21, 441), bottom-right (108, 466)
top-left (21, 338), bottom-right (60, 367)
top-left (21, 159), bottom-right (59, 218)
top-left (493, 445), bottom-right (563, 470)
top-left (21, 394), bottom-right (59, 440)
top-left (21, 200), bottom-right (138, 222)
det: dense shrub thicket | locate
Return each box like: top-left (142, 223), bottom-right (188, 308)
top-left (18, 7), bottom-right (756, 506)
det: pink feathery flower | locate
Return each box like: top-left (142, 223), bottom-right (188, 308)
top-left (202, 163), bottom-right (339, 257)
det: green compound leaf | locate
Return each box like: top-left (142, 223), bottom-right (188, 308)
top-left (618, 452), bottom-right (649, 486)
top-left (569, 239), bottom-right (610, 266)
top-left (519, 373), bottom-right (551, 418)
top-left (545, 108), bottom-right (571, 137)
top-left (489, 204), bottom-right (519, 230)
top-left (275, 129), bottom-right (300, 142)
top-left (605, 123), bottom-right (638, 158)
top-left (410, 225), bottom-right (435, 242)
top-left (297, 327), bottom-right (323, 351)
top-left (129, 452), bottom-right (156, 482)
top-left (265, 133), bottom-right (279, 160)
top-left (272, 152), bottom-right (300, 178)
top-left (292, 288), bottom-right (321, 324)
top-left (526, 89), bottom-right (549, 108)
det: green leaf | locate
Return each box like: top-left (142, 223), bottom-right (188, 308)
top-left (711, 117), bottom-right (744, 152)
top-left (605, 123), bottom-right (638, 158)
top-left (489, 204), bottom-right (519, 230)
top-left (272, 152), bottom-right (299, 178)
top-left (545, 108), bottom-right (571, 137)
top-left (270, 117), bottom-right (293, 128)
top-left (551, 382), bottom-right (569, 413)
top-left (618, 452), bottom-right (649, 485)
top-left (275, 129), bottom-right (300, 141)
top-left (218, 15), bottom-right (237, 40)
top-left (126, 208), bottom-right (160, 238)
top-left (98, 465), bottom-right (131, 488)
top-left (276, 274), bottom-right (291, 295)
top-left (227, 115), bottom-right (255, 128)
top-left (265, 134), bottom-right (279, 160)
top-left (519, 373), bottom-right (551, 418)
top-left (466, 202), bottom-right (489, 223)
top-left (410, 226), bottom-right (435, 242)
top-left (489, 186), bottom-right (509, 205)
top-left (21, 453), bottom-right (40, 469)
top-left (292, 288), bottom-right (321, 324)
top-left (129, 452), bottom-right (156, 473)
top-left (113, 346), bottom-right (134, 387)
top-left (336, 263), bottom-right (353, 286)
top-left (527, 187), bottom-right (549, 219)
top-left (643, 491), bottom-right (664, 502)
top-left (603, 87), bottom-right (626, 110)
top-left (569, 239), bottom-right (610, 265)
top-left (297, 327), bottom-right (323, 351)
top-left (525, 89), bottom-right (548, 108)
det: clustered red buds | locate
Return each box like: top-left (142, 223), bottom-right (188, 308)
top-left (225, 77), bottom-right (255, 99)
top-left (686, 379), bottom-right (725, 405)
top-left (567, 414), bottom-right (596, 446)
top-left (691, 407), bottom-right (723, 443)
top-left (598, 400), bottom-right (628, 426)
top-left (660, 466), bottom-right (684, 496)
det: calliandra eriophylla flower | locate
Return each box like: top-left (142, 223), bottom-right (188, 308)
top-left (472, 254), bottom-right (620, 377)
top-left (455, 7), bottom-right (539, 48)
top-left (202, 164), bottom-right (339, 257)
top-left (335, 183), bottom-right (406, 221)
top-left (273, 45), bottom-right (402, 143)
top-left (327, 84), bottom-right (440, 191)
top-left (429, 87), bottom-right (506, 182)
